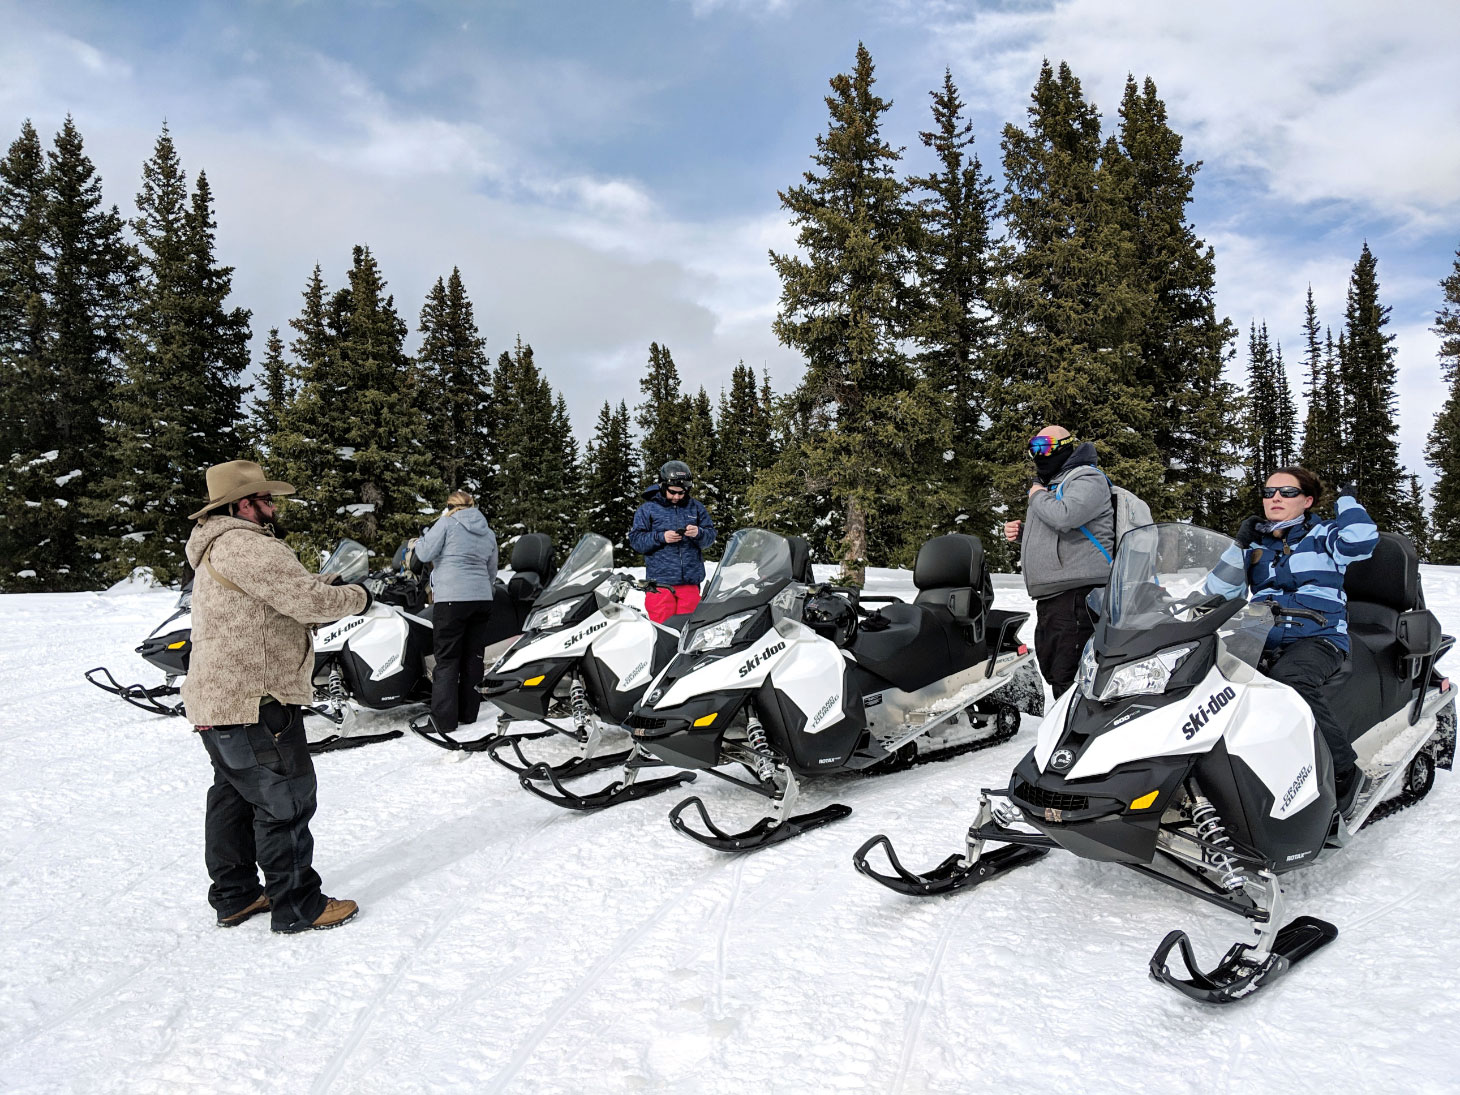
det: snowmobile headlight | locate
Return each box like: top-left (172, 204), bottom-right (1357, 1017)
top-left (525, 596), bottom-right (587, 633)
top-left (1085, 643), bottom-right (1197, 702)
top-left (682, 611), bottom-right (756, 653)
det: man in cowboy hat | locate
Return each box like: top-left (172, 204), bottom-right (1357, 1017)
top-left (183, 459), bottom-right (367, 933)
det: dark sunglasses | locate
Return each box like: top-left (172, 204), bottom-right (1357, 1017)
top-left (247, 493), bottom-right (275, 505)
top-left (1261, 486), bottom-right (1304, 499)
top-left (664, 486), bottom-right (687, 496)
top-left (1028, 435), bottom-right (1075, 457)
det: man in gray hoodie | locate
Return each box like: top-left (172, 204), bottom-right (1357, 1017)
top-left (1003, 426), bottom-right (1115, 698)
top-left (413, 490), bottom-right (499, 731)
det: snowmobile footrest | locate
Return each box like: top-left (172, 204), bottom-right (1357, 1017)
top-left (84, 666), bottom-right (185, 717)
top-left (308, 729), bottom-right (404, 754)
top-left (668, 796), bottom-right (853, 852)
top-left (852, 835), bottom-right (1049, 896)
top-left (1148, 915), bottom-right (1338, 1004)
top-left (518, 763), bottom-right (696, 811)
top-left (485, 733), bottom-right (629, 777)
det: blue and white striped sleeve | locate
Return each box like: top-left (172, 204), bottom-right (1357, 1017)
top-left (1203, 544), bottom-right (1249, 599)
top-left (1325, 495), bottom-right (1379, 564)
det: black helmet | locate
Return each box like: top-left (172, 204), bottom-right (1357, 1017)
top-left (803, 591), bottom-right (858, 648)
top-left (658, 460), bottom-right (693, 490)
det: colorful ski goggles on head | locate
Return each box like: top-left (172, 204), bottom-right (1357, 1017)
top-left (1028, 434), bottom-right (1075, 458)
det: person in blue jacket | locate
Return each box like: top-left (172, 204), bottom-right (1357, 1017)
top-left (1204, 466), bottom-right (1378, 814)
top-left (629, 460), bottom-right (717, 623)
top-left (411, 489), bottom-right (499, 732)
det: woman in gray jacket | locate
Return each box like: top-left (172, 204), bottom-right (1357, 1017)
top-left (412, 490), bottom-right (499, 732)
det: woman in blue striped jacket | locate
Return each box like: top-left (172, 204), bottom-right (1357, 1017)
top-left (1207, 466), bottom-right (1379, 812)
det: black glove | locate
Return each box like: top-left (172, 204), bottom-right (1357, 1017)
top-left (1234, 515), bottom-right (1262, 549)
top-left (1337, 483), bottom-right (1357, 500)
top-left (350, 581), bottom-right (373, 614)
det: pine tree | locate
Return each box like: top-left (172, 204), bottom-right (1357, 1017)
top-left (1244, 321), bottom-right (1296, 501)
top-left (1274, 341), bottom-right (1297, 467)
top-left (91, 130), bottom-right (252, 583)
top-left (1116, 75), bottom-right (1241, 527)
top-left (1394, 474), bottom-right (1430, 559)
top-left (1, 119), bottom-right (133, 590)
top-left (1425, 244), bottom-right (1460, 561)
top-left (583, 400), bottom-right (638, 558)
top-left (417, 268), bottom-right (491, 494)
top-left (246, 327), bottom-right (291, 458)
top-left (271, 247), bottom-right (440, 562)
top-left (716, 362), bottom-right (776, 538)
top-left (682, 386), bottom-right (718, 522)
top-left (635, 341), bottom-right (691, 480)
top-left (989, 61), bottom-right (1163, 529)
top-left (1339, 242), bottom-right (1404, 527)
top-left (486, 338), bottom-right (577, 550)
top-left (1298, 289), bottom-right (1345, 493)
top-left (766, 43), bottom-right (942, 577)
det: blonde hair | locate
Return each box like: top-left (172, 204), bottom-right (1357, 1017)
top-left (445, 490), bottom-right (475, 512)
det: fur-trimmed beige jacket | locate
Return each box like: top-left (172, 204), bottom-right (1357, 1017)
top-left (181, 517), bottom-right (367, 726)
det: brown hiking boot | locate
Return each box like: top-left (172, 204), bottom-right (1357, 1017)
top-left (217, 893), bottom-right (269, 928)
top-left (273, 897), bottom-right (359, 933)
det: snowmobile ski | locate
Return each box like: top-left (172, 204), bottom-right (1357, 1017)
top-left (1148, 915), bottom-right (1338, 1005)
top-left (408, 714), bottom-right (554, 754)
top-left (668, 795), bottom-right (852, 852)
top-left (518, 748), bottom-right (696, 812)
top-left (308, 729), bottom-right (405, 754)
top-left (852, 832), bottom-right (1050, 896)
top-left (84, 666), bottom-right (185, 717)
top-left (486, 732), bottom-right (632, 779)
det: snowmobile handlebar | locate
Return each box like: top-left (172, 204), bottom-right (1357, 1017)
top-left (1267, 603), bottom-right (1328, 627)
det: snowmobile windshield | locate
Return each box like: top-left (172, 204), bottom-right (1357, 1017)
top-left (320, 539), bottom-right (370, 584)
top-left (701, 529), bottom-right (793, 607)
top-left (537, 533), bottom-right (614, 606)
top-left (1105, 523), bottom-right (1246, 633)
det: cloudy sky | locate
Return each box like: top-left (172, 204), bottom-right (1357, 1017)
top-left (4, 0), bottom-right (1458, 483)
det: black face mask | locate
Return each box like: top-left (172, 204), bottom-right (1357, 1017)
top-left (1033, 447), bottom-right (1075, 482)
top-left (262, 516), bottom-right (288, 538)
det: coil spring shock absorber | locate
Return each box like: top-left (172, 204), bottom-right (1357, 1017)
top-left (746, 715), bottom-right (777, 782)
top-left (328, 664), bottom-right (348, 709)
top-left (1189, 793), bottom-right (1247, 891)
top-left (569, 678), bottom-right (592, 739)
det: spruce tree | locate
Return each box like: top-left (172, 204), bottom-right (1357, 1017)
top-left (246, 327), bottom-right (291, 458)
top-left (681, 386), bottom-right (718, 522)
top-left (417, 268), bottom-right (491, 494)
top-left (1425, 244), bottom-right (1460, 561)
top-left (766, 43), bottom-right (943, 577)
top-left (636, 341), bottom-right (691, 480)
top-left (1339, 242), bottom-right (1404, 526)
top-left (1244, 321), bottom-right (1296, 500)
top-left (270, 247), bottom-right (440, 561)
top-left (583, 400), bottom-right (638, 558)
top-left (716, 362), bottom-right (776, 538)
top-left (486, 338), bottom-right (577, 550)
top-left (1, 119), bottom-right (133, 590)
top-left (92, 130), bottom-right (251, 583)
top-left (989, 61), bottom-right (1162, 529)
top-left (1116, 75), bottom-right (1241, 527)
top-left (1394, 474), bottom-right (1430, 559)
top-left (1298, 289), bottom-right (1344, 492)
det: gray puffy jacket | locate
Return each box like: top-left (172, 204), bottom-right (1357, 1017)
top-left (414, 506), bottom-right (499, 603)
top-left (1018, 443), bottom-right (1115, 600)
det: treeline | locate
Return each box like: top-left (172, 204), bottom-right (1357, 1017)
top-left (3, 47), bottom-right (1457, 591)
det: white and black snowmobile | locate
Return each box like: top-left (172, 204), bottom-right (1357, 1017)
top-left (518, 528), bottom-right (1044, 853)
top-left (854, 523), bottom-right (1455, 1004)
top-left (408, 532), bottom-right (681, 783)
top-left (86, 534), bottom-right (554, 752)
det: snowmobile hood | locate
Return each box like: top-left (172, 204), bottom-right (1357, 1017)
top-left (185, 515), bottom-right (273, 569)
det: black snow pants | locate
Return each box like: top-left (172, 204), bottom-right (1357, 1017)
top-left (199, 702), bottom-right (327, 931)
top-left (1264, 637), bottom-right (1354, 774)
top-left (431, 599), bottom-right (494, 731)
top-left (1034, 584), bottom-right (1100, 699)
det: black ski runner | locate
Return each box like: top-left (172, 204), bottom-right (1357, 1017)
top-left (518, 750), bottom-right (696, 811)
top-left (669, 796), bottom-right (852, 852)
top-left (1148, 916), bottom-right (1338, 1004)
top-left (853, 833), bottom-right (1050, 896)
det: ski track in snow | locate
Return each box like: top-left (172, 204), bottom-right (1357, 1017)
top-left (2, 568), bottom-right (1460, 1092)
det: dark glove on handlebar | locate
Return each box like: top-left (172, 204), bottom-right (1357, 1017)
top-left (350, 581), bottom-right (373, 614)
top-left (1234, 515), bottom-right (1262, 549)
top-left (1337, 483), bottom-right (1358, 500)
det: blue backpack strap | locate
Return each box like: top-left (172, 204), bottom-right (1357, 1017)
top-left (1055, 470), bottom-right (1114, 564)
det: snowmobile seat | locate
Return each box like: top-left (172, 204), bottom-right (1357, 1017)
top-left (786, 535), bottom-right (815, 584)
top-left (848, 602), bottom-right (957, 693)
top-left (912, 534), bottom-right (992, 646)
top-left (506, 533), bottom-right (555, 603)
top-left (1331, 532), bottom-right (1434, 739)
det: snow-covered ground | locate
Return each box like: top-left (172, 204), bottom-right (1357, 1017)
top-left (3, 565), bottom-right (1460, 1094)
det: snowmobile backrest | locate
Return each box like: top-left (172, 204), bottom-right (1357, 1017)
top-left (507, 533), bottom-right (556, 603)
top-left (786, 535), bottom-right (815, 584)
top-left (1344, 532), bottom-right (1418, 614)
top-left (912, 534), bottom-right (990, 629)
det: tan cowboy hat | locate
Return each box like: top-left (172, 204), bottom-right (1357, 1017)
top-left (188, 460), bottom-right (296, 521)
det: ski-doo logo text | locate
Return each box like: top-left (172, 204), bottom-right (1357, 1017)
top-left (563, 620), bottom-right (608, 647)
top-left (320, 616), bottom-right (365, 646)
top-left (1179, 686), bottom-right (1237, 740)
top-left (1281, 764), bottom-right (1313, 811)
top-left (737, 642), bottom-right (786, 679)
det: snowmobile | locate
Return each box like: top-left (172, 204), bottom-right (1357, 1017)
top-left (517, 528), bottom-right (1045, 853)
top-left (853, 523), bottom-right (1455, 1004)
top-left (408, 532), bottom-right (680, 783)
top-left (86, 534), bottom-right (555, 753)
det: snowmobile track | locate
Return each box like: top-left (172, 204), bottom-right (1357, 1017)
top-left (890, 898), bottom-right (970, 1095)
